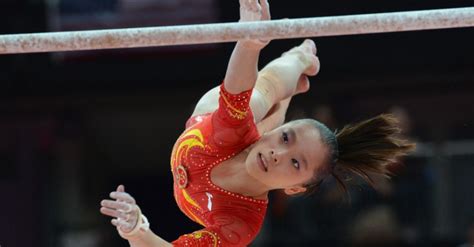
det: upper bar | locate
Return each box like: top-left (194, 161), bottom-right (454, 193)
top-left (0, 7), bottom-right (473, 54)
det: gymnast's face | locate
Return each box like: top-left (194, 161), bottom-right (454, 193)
top-left (245, 120), bottom-right (329, 195)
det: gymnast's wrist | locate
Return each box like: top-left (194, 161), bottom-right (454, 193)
top-left (118, 207), bottom-right (150, 240)
top-left (238, 40), bottom-right (268, 51)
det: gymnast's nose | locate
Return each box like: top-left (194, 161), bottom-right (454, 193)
top-left (270, 149), bottom-right (285, 166)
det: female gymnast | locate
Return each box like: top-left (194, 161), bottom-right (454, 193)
top-left (100, 0), bottom-right (416, 246)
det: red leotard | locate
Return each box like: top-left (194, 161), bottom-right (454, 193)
top-left (170, 83), bottom-right (268, 246)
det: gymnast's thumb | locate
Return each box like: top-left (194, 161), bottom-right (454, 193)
top-left (117, 184), bottom-right (125, 192)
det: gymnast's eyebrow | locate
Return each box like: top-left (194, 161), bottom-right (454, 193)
top-left (288, 128), bottom-right (308, 170)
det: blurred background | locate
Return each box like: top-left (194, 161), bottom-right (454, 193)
top-left (1, 0), bottom-right (473, 246)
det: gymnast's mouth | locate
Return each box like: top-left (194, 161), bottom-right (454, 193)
top-left (258, 153), bottom-right (268, 172)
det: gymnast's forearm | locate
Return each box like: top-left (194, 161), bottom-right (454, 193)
top-left (223, 41), bottom-right (262, 94)
top-left (126, 230), bottom-right (172, 247)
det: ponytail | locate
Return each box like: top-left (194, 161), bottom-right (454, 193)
top-left (332, 114), bottom-right (416, 193)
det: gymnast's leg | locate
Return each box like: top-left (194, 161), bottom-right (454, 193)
top-left (191, 39), bottom-right (319, 124)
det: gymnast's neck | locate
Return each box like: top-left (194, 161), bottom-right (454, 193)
top-left (210, 147), bottom-right (269, 201)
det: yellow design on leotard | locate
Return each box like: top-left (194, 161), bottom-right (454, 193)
top-left (185, 230), bottom-right (218, 247)
top-left (182, 202), bottom-right (206, 226)
top-left (170, 128), bottom-right (205, 169)
top-left (182, 189), bottom-right (201, 209)
top-left (221, 91), bottom-right (248, 120)
top-left (170, 128), bottom-right (207, 226)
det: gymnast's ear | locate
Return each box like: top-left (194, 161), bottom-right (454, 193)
top-left (284, 186), bottom-right (307, 195)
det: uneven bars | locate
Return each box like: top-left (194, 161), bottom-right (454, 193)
top-left (0, 7), bottom-right (473, 54)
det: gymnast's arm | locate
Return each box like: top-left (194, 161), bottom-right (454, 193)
top-left (125, 231), bottom-right (171, 247)
top-left (223, 41), bottom-right (262, 94)
top-left (223, 0), bottom-right (270, 94)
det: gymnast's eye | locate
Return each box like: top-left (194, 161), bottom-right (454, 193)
top-left (292, 158), bottom-right (300, 169)
top-left (282, 132), bottom-right (289, 143)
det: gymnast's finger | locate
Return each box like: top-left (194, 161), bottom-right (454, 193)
top-left (110, 191), bottom-right (136, 204)
top-left (243, 0), bottom-right (258, 12)
top-left (100, 206), bottom-right (125, 219)
top-left (260, 0), bottom-right (270, 20)
top-left (117, 184), bottom-right (125, 192)
top-left (101, 199), bottom-right (133, 212)
top-left (239, 0), bottom-right (249, 9)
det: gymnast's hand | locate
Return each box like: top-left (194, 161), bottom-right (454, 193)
top-left (239, 0), bottom-right (271, 49)
top-left (100, 185), bottom-right (140, 238)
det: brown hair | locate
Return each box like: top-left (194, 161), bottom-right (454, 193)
top-left (303, 114), bottom-right (416, 195)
